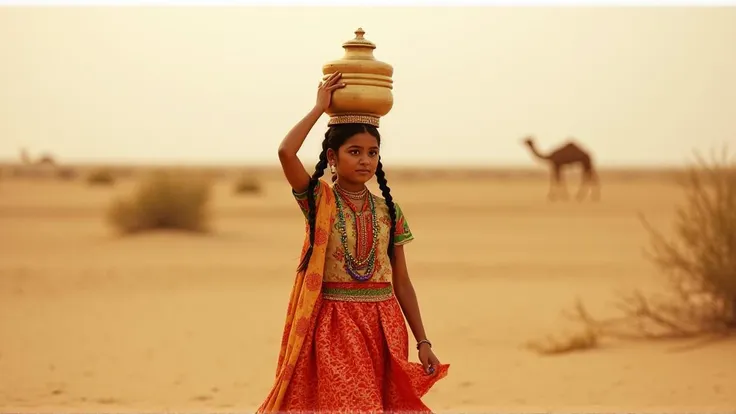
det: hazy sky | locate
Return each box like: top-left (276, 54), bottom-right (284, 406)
top-left (1, 6), bottom-right (735, 167)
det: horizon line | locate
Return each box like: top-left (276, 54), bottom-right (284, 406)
top-left (0, 157), bottom-right (701, 170)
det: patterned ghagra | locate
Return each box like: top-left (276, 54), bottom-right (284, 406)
top-left (269, 181), bottom-right (449, 413)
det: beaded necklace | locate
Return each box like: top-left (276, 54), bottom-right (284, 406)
top-left (333, 185), bottom-right (379, 282)
top-left (334, 182), bottom-right (368, 201)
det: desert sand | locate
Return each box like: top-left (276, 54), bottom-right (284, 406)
top-left (1, 167), bottom-right (734, 413)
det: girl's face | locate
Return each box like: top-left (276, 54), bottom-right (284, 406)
top-left (328, 132), bottom-right (380, 186)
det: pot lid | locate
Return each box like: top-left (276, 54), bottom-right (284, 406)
top-left (342, 27), bottom-right (376, 50)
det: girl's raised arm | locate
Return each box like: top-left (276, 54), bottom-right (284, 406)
top-left (277, 72), bottom-right (344, 194)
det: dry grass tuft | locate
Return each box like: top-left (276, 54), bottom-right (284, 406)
top-left (107, 172), bottom-right (212, 234)
top-left (87, 169), bottom-right (116, 186)
top-left (233, 173), bottom-right (262, 195)
top-left (526, 327), bottom-right (600, 356)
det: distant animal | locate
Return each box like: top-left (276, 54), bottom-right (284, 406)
top-left (522, 136), bottom-right (600, 201)
top-left (16, 147), bottom-right (59, 179)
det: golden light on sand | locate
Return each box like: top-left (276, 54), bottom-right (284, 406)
top-left (0, 166), bottom-right (734, 412)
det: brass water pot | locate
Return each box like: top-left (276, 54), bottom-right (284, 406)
top-left (322, 28), bottom-right (394, 127)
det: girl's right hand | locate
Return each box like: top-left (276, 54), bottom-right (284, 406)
top-left (315, 72), bottom-right (345, 112)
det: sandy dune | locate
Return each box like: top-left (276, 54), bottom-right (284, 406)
top-left (1, 169), bottom-right (734, 413)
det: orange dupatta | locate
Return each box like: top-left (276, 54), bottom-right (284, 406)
top-left (257, 179), bottom-right (335, 413)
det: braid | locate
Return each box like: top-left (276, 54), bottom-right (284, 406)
top-left (375, 157), bottom-right (396, 260)
top-left (297, 147), bottom-right (328, 272)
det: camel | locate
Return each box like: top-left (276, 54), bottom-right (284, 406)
top-left (522, 136), bottom-right (600, 202)
top-left (16, 148), bottom-right (59, 179)
top-left (20, 148), bottom-right (56, 167)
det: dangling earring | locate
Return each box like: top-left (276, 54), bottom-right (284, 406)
top-left (330, 163), bottom-right (338, 183)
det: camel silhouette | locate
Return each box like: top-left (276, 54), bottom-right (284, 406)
top-left (19, 148), bottom-right (56, 167)
top-left (16, 147), bottom-right (59, 178)
top-left (522, 136), bottom-right (600, 201)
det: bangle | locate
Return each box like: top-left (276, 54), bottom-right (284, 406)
top-left (416, 339), bottom-right (432, 350)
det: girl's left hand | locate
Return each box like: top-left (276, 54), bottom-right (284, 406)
top-left (418, 344), bottom-right (440, 375)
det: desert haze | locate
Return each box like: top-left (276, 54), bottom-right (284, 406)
top-left (1, 167), bottom-right (734, 413)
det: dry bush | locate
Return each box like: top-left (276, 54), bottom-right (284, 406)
top-left (529, 148), bottom-right (736, 354)
top-left (622, 148), bottom-right (736, 337)
top-left (233, 173), bottom-right (262, 195)
top-left (87, 169), bottom-right (115, 186)
top-left (107, 172), bottom-right (212, 234)
top-left (525, 325), bottom-right (600, 356)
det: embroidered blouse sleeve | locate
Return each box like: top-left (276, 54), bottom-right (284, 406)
top-left (292, 181), bottom-right (323, 219)
top-left (392, 202), bottom-right (415, 246)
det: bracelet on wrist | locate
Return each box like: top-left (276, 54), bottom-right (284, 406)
top-left (416, 339), bottom-right (432, 350)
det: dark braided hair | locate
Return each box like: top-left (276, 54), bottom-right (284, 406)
top-left (374, 158), bottom-right (397, 261)
top-left (297, 123), bottom-right (397, 271)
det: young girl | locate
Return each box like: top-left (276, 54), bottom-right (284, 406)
top-left (257, 72), bottom-right (449, 413)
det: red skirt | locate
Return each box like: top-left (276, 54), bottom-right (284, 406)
top-left (279, 282), bottom-right (449, 413)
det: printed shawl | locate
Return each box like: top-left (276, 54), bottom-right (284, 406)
top-left (257, 179), bottom-right (335, 413)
